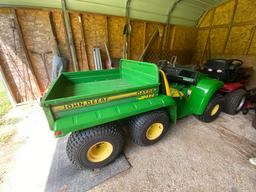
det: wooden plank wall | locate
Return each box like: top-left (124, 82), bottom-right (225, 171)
top-left (0, 7), bottom-right (196, 103)
top-left (194, 0), bottom-right (256, 87)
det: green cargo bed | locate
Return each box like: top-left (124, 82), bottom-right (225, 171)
top-left (42, 59), bottom-right (159, 106)
top-left (40, 59), bottom-right (178, 136)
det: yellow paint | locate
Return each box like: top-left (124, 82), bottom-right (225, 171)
top-left (171, 89), bottom-right (184, 97)
top-left (211, 104), bottom-right (220, 116)
top-left (52, 88), bottom-right (156, 112)
top-left (159, 70), bottom-right (171, 96)
top-left (146, 123), bottom-right (164, 140)
top-left (87, 141), bottom-right (113, 163)
top-left (138, 94), bottom-right (155, 100)
top-left (159, 70), bottom-right (184, 98)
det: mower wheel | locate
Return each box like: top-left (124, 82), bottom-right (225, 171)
top-left (127, 109), bottom-right (170, 146)
top-left (253, 114), bottom-right (256, 129)
top-left (224, 89), bottom-right (246, 115)
top-left (195, 94), bottom-right (224, 123)
top-left (66, 123), bottom-right (124, 169)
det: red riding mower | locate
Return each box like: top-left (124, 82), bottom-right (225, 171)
top-left (201, 59), bottom-right (253, 115)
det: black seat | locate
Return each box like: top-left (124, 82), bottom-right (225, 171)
top-left (203, 59), bottom-right (243, 82)
top-left (164, 66), bottom-right (199, 85)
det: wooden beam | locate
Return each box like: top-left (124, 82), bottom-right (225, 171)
top-left (105, 16), bottom-right (109, 45)
top-left (245, 26), bottom-right (256, 55)
top-left (169, 26), bottom-right (176, 50)
top-left (162, 24), bottom-right (169, 50)
top-left (12, 9), bottom-right (41, 94)
top-left (78, 14), bottom-right (90, 70)
top-left (199, 20), bottom-right (256, 30)
top-left (222, 0), bottom-right (238, 54)
top-left (104, 16), bottom-right (112, 67)
top-left (142, 22), bottom-right (147, 50)
top-left (200, 8), bottom-right (216, 64)
top-left (138, 28), bottom-right (159, 61)
top-left (197, 10), bottom-right (208, 27)
top-left (61, 0), bottom-right (79, 72)
top-left (163, 0), bottom-right (183, 50)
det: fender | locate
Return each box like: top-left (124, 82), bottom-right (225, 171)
top-left (220, 82), bottom-right (244, 93)
top-left (188, 78), bottom-right (224, 115)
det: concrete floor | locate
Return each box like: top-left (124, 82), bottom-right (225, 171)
top-left (1, 103), bottom-right (256, 192)
top-left (92, 113), bottom-right (256, 192)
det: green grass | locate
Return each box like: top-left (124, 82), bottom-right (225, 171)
top-left (0, 81), bottom-right (11, 117)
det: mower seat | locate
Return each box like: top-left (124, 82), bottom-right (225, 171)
top-left (203, 59), bottom-right (243, 82)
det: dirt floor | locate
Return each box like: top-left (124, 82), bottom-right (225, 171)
top-left (0, 103), bottom-right (256, 192)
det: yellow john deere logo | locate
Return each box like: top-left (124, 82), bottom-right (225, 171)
top-left (52, 88), bottom-right (156, 112)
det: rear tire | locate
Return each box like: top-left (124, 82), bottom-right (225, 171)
top-left (195, 94), bottom-right (224, 123)
top-left (66, 123), bottom-right (124, 169)
top-left (224, 89), bottom-right (246, 115)
top-left (127, 109), bottom-right (170, 146)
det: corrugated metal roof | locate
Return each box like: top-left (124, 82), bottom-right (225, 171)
top-left (0, 0), bottom-right (225, 26)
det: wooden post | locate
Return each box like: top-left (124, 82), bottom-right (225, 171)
top-left (222, 0), bottom-right (238, 54)
top-left (61, 0), bottom-right (79, 72)
top-left (142, 22), bottom-right (147, 50)
top-left (163, 0), bottom-right (183, 50)
top-left (138, 28), bottom-right (159, 61)
top-left (245, 26), bottom-right (256, 55)
top-left (200, 8), bottom-right (216, 64)
top-left (78, 14), bottom-right (90, 70)
top-left (169, 26), bottom-right (176, 50)
top-left (12, 9), bottom-right (41, 94)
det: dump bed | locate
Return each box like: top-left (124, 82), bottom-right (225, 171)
top-left (42, 59), bottom-right (159, 107)
top-left (41, 60), bottom-right (177, 136)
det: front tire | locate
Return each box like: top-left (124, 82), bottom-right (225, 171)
top-left (224, 89), bottom-right (246, 115)
top-left (66, 123), bottom-right (124, 169)
top-left (195, 94), bottom-right (224, 123)
top-left (127, 109), bottom-right (170, 146)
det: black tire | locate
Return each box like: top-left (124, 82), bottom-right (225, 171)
top-left (252, 114), bottom-right (256, 129)
top-left (195, 94), bottom-right (224, 123)
top-left (224, 89), bottom-right (246, 115)
top-left (66, 123), bottom-right (124, 169)
top-left (127, 109), bottom-right (170, 146)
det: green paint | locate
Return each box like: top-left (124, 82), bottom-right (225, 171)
top-left (170, 74), bottom-right (224, 119)
top-left (0, 0), bottom-right (225, 26)
top-left (41, 59), bottom-right (223, 137)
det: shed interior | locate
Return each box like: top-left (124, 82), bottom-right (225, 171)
top-left (0, 0), bottom-right (255, 103)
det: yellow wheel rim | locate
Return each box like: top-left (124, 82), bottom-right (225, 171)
top-left (211, 104), bottom-right (220, 116)
top-left (87, 141), bottom-right (113, 163)
top-left (146, 123), bottom-right (164, 140)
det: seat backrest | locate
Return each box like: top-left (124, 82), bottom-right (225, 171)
top-left (203, 59), bottom-right (229, 82)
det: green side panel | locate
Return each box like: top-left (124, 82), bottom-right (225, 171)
top-left (170, 75), bottom-right (224, 118)
top-left (175, 97), bottom-right (193, 119)
top-left (54, 95), bottom-right (176, 137)
top-left (188, 77), bottom-right (224, 115)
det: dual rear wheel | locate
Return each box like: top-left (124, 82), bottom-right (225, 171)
top-left (66, 110), bottom-right (170, 169)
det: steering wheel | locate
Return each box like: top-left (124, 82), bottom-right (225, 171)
top-left (229, 59), bottom-right (243, 70)
top-left (157, 60), bottom-right (170, 71)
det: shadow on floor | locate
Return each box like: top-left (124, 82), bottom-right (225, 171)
top-left (44, 137), bottom-right (130, 192)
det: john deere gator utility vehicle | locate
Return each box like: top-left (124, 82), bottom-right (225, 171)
top-left (41, 59), bottom-right (224, 169)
